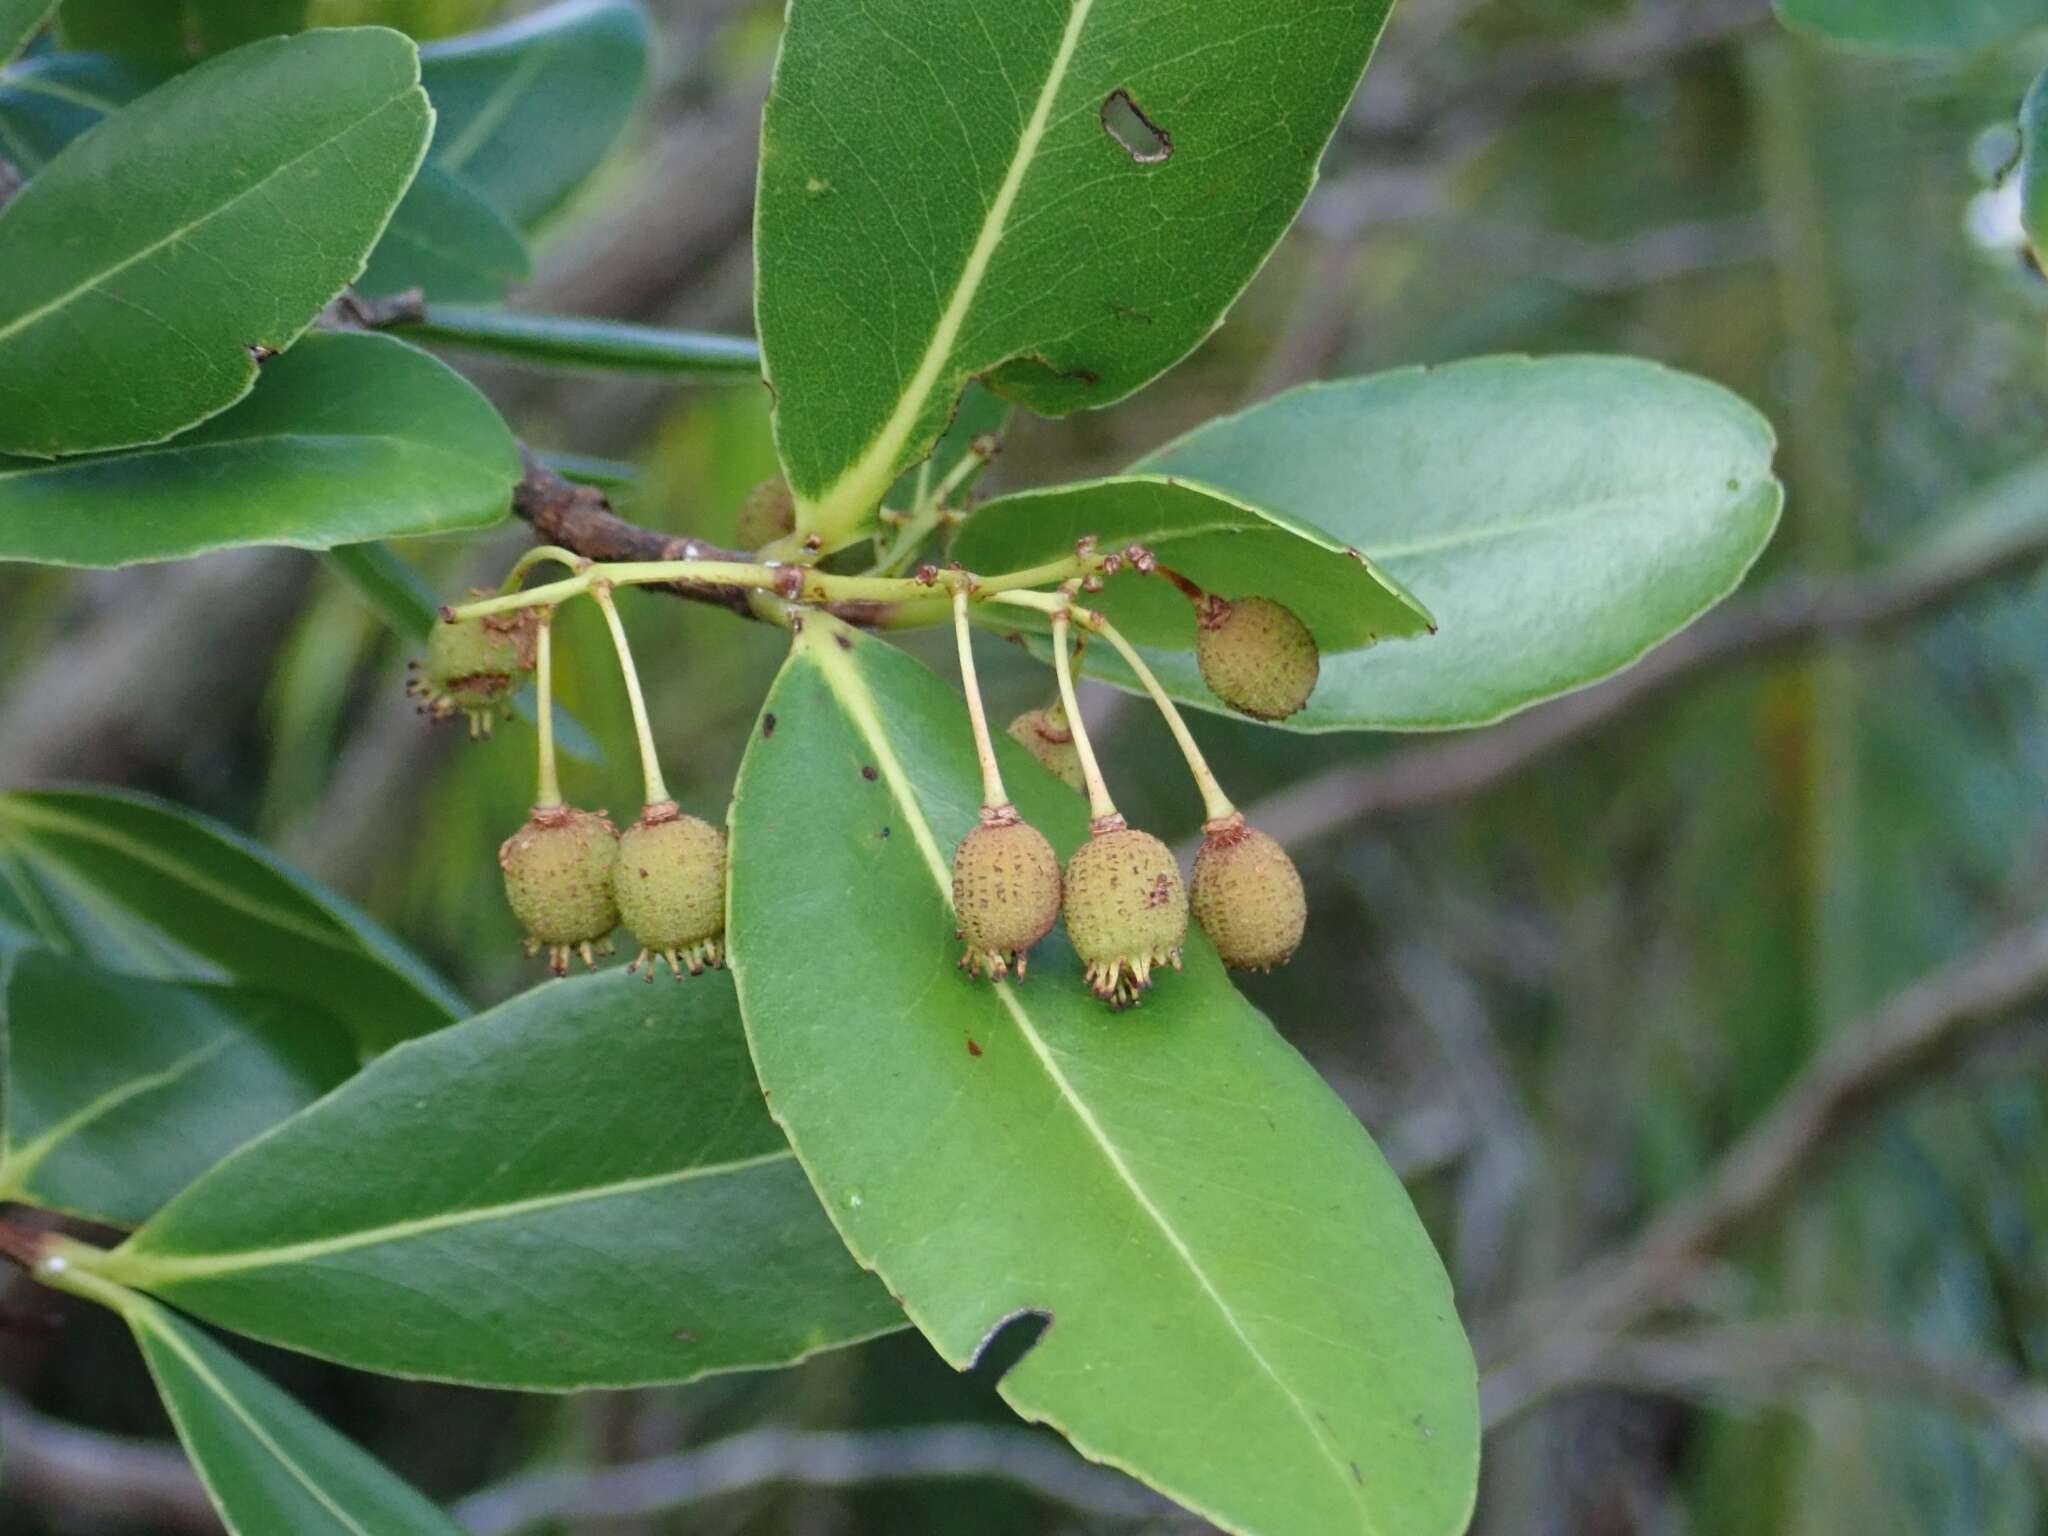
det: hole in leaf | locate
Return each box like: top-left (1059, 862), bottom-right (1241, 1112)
top-left (968, 1307), bottom-right (1053, 1386)
top-left (1101, 90), bottom-right (1171, 164)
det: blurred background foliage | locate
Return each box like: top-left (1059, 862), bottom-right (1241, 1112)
top-left (4, 0), bottom-right (2048, 1531)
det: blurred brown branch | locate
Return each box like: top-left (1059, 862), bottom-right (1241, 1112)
top-left (1244, 514), bottom-right (2048, 851)
top-left (1480, 917), bottom-right (2048, 1413)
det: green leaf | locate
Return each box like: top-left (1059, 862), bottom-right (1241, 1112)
top-left (1105, 356), bottom-right (1782, 731)
top-left (397, 305), bottom-right (760, 376)
top-left (0, 953), bottom-right (353, 1227)
top-left (0, 787), bottom-right (463, 1053)
top-left (887, 380), bottom-right (1011, 513)
top-left (756, 0), bottom-right (1395, 540)
top-left (0, 27), bottom-right (431, 457)
top-left (951, 476), bottom-right (1434, 654)
top-left (356, 163), bottom-right (530, 302)
top-left (2021, 65), bottom-right (2048, 266)
top-left (185, 0), bottom-right (309, 52)
top-left (0, 331), bottom-right (520, 567)
top-left (55, 0), bottom-right (184, 55)
top-left (420, 0), bottom-right (650, 230)
top-left (0, 51), bottom-right (173, 177)
top-left (97, 971), bottom-right (902, 1389)
top-left (125, 1298), bottom-right (466, 1535)
top-left (0, 0), bottom-right (57, 66)
top-left (1775, 0), bottom-right (2045, 51)
top-left (727, 621), bottom-right (1479, 1536)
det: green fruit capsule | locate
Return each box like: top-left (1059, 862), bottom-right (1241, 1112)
top-left (735, 476), bottom-right (797, 551)
top-left (1062, 819), bottom-right (1187, 1009)
top-left (616, 802), bottom-right (729, 979)
top-left (1195, 595), bottom-right (1319, 722)
top-left (1191, 814), bottom-right (1306, 972)
top-left (408, 600), bottom-right (538, 737)
top-left (951, 806), bottom-right (1063, 981)
top-left (500, 805), bottom-right (620, 975)
top-left (1006, 703), bottom-right (1085, 792)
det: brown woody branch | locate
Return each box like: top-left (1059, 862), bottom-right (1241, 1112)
top-left (1479, 918), bottom-right (2048, 1404)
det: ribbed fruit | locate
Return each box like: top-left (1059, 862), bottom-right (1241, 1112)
top-left (1191, 814), bottom-right (1306, 971)
top-left (616, 802), bottom-right (728, 979)
top-left (408, 600), bottom-right (538, 738)
top-left (951, 807), bottom-right (1062, 981)
top-left (1195, 595), bottom-right (1319, 721)
top-left (500, 805), bottom-right (620, 975)
top-left (1063, 819), bottom-right (1187, 1009)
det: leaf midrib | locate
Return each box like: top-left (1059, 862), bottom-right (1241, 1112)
top-left (0, 84), bottom-right (417, 347)
top-left (111, 1148), bottom-right (794, 1284)
top-left (797, 622), bottom-right (1374, 1526)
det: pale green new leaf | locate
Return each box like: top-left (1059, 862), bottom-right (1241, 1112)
top-left (98, 971), bottom-right (903, 1389)
top-left (128, 1299), bottom-right (466, 1535)
top-left (728, 621), bottom-right (1479, 1536)
top-left (420, 0), bottom-right (650, 229)
top-left (0, 787), bottom-right (463, 1053)
top-left (0, 332), bottom-right (520, 567)
top-left (0, 27), bottom-right (430, 456)
top-left (757, 0), bottom-right (1396, 539)
top-left (1087, 356), bottom-right (1783, 731)
top-left (951, 476), bottom-right (1434, 653)
top-left (1776, 0), bottom-right (2045, 51)
top-left (0, 953), bottom-right (353, 1227)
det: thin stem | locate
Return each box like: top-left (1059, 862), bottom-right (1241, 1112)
top-left (1079, 612), bottom-right (1236, 823)
top-left (534, 610), bottom-right (562, 810)
top-left (501, 545), bottom-right (583, 595)
top-left (1049, 607), bottom-right (1119, 824)
top-left (953, 587), bottom-right (1009, 811)
top-left (589, 585), bottom-right (669, 807)
top-left (395, 306), bottom-right (762, 377)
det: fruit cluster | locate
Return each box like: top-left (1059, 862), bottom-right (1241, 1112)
top-left (419, 521), bottom-right (1324, 1010)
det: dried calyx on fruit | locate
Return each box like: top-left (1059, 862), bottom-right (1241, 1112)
top-left (735, 476), bottom-right (797, 551)
top-left (501, 805), bottom-right (620, 975)
top-left (408, 598), bottom-right (540, 737)
top-left (952, 804), bottom-right (1063, 980)
top-left (616, 801), bottom-right (728, 978)
top-left (1064, 815), bottom-right (1188, 1008)
top-left (1195, 594), bottom-right (1319, 721)
top-left (949, 585), bottom-right (1063, 982)
top-left (1006, 701), bottom-right (1085, 792)
top-left (1191, 812), bottom-right (1306, 972)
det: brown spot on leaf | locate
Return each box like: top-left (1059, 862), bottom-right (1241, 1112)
top-left (761, 713), bottom-right (777, 739)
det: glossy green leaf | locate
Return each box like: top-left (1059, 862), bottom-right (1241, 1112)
top-left (98, 972), bottom-right (902, 1389)
top-left (0, 953), bottom-right (352, 1227)
top-left (0, 787), bottom-right (463, 1053)
top-left (420, 0), bottom-right (650, 229)
top-left (756, 0), bottom-right (1395, 540)
top-left (1091, 356), bottom-right (1782, 731)
top-left (0, 52), bottom-right (172, 174)
top-left (1775, 0), bottom-right (2045, 51)
top-left (57, 0), bottom-right (307, 55)
top-left (357, 163), bottom-right (530, 302)
top-left (122, 1297), bottom-right (465, 1535)
top-left (0, 27), bottom-right (430, 457)
top-left (728, 621), bottom-right (1478, 1536)
top-left (952, 476), bottom-right (1433, 654)
top-left (887, 381), bottom-right (1011, 512)
top-left (1, 0), bottom-right (57, 65)
top-left (0, 331), bottom-right (520, 567)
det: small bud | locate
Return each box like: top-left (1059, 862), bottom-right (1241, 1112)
top-left (408, 598), bottom-right (539, 737)
top-left (1191, 814), bottom-right (1306, 972)
top-left (615, 802), bottom-right (728, 979)
top-left (1063, 819), bottom-right (1187, 1009)
top-left (1195, 596), bottom-right (1319, 721)
top-left (952, 806), bottom-right (1062, 981)
top-left (736, 476), bottom-right (797, 551)
top-left (1005, 703), bottom-right (1085, 792)
top-left (500, 806), bottom-right (620, 975)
